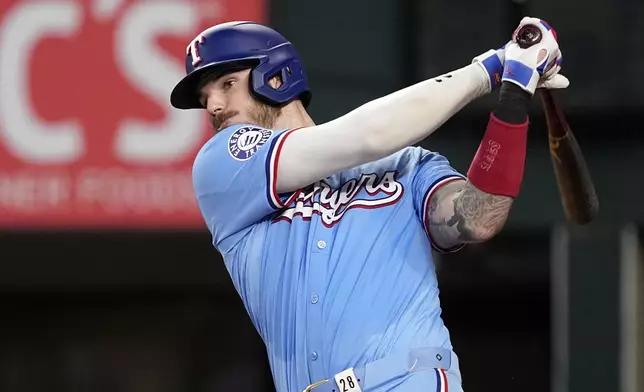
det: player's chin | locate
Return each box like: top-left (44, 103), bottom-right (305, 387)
top-left (217, 118), bottom-right (242, 132)
top-left (218, 119), bottom-right (232, 131)
top-left (222, 117), bottom-right (262, 130)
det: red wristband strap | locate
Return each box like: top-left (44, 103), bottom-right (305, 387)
top-left (466, 113), bottom-right (529, 197)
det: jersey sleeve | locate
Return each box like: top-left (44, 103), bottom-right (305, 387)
top-left (192, 124), bottom-right (299, 251)
top-left (411, 148), bottom-right (467, 253)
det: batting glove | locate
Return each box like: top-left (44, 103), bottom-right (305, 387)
top-left (472, 43), bottom-right (510, 93)
top-left (502, 17), bottom-right (568, 95)
top-left (537, 52), bottom-right (569, 90)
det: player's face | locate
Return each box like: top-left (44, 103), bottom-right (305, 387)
top-left (198, 68), bottom-right (282, 133)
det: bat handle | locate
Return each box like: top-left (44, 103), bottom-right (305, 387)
top-left (539, 89), bottom-right (567, 138)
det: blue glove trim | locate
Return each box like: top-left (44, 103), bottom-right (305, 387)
top-left (536, 59), bottom-right (548, 75)
top-left (502, 60), bottom-right (534, 88)
top-left (481, 54), bottom-right (503, 89)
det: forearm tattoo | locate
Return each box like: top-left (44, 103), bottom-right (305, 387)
top-left (448, 181), bottom-right (513, 241)
top-left (429, 180), bottom-right (513, 245)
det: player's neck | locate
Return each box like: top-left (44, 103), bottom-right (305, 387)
top-left (274, 101), bottom-right (316, 130)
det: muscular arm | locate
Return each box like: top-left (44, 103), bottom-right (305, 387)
top-left (426, 82), bottom-right (533, 249)
top-left (428, 179), bottom-right (513, 248)
top-left (276, 62), bottom-right (493, 193)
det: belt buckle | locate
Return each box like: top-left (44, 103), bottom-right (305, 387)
top-left (302, 378), bottom-right (330, 392)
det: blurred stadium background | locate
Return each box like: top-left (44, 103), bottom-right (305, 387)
top-left (0, 0), bottom-right (642, 391)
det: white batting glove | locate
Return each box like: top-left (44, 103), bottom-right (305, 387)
top-left (537, 56), bottom-right (569, 90)
top-left (502, 17), bottom-right (567, 95)
top-left (538, 74), bottom-right (569, 89)
top-left (472, 42), bottom-right (510, 93)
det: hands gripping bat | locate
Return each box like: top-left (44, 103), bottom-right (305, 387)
top-left (516, 25), bottom-right (599, 225)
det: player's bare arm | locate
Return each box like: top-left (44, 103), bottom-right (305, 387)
top-left (427, 179), bottom-right (513, 247)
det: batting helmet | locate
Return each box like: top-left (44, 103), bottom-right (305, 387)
top-left (170, 21), bottom-right (311, 110)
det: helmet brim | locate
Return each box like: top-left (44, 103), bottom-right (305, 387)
top-left (170, 67), bottom-right (210, 109)
top-left (170, 58), bottom-right (260, 110)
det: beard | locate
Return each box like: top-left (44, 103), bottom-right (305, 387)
top-left (211, 99), bottom-right (283, 133)
top-left (250, 98), bottom-right (283, 129)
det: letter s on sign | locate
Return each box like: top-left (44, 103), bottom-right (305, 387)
top-left (114, 2), bottom-right (205, 164)
top-left (0, 1), bottom-right (84, 164)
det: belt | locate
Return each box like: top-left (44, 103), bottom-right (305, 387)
top-left (302, 346), bottom-right (451, 392)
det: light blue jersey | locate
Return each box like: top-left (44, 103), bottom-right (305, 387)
top-left (192, 124), bottom-right (467, 392)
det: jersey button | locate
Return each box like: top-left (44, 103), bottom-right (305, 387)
top-left (311, 294), bottom-right (319, 304)
top-left (310, 351), bottom-right (318, 361)
top-left (317, 240), bottom-right (326, 249)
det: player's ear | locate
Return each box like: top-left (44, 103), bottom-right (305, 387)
top-left (267, 72), bottom-right (283, 89)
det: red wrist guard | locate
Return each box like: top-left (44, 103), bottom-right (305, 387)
top-left (466, 113), bottom-right (529, 197)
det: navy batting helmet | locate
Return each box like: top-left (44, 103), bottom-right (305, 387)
top-left (170, 21), bottom-right (311, 110)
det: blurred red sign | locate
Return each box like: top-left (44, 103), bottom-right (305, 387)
top-left (0, 0), bottom-right (265, 229)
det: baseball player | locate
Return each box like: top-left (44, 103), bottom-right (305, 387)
top-left (170, 17), bottom-right (568, 392)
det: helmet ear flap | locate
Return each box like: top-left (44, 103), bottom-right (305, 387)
top-left (251, 56), bottom-right (311, 108)
top-left (279, 65), bottom-right (311, 108)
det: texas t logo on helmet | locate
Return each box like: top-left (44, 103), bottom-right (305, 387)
top-left (170, 21), bottom-right (312, 110)
top-left (186, 34), bottom-right (206, 67)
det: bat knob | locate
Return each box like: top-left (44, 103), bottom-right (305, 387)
top-left (515, 24), bottom-right (542, 49)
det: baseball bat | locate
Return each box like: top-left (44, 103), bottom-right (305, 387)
top-left (538, 89), bottom-right (599, 224)
top-left (516, 25), bottom-right (599, 225)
